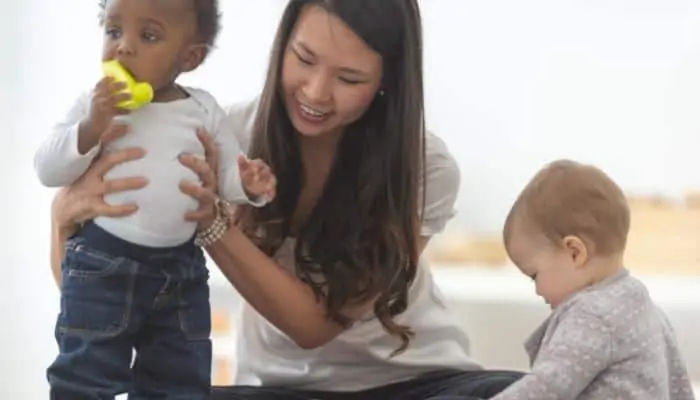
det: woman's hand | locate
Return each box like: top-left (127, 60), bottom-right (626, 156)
top-left (179, 129), bottom-right (220, 230)
top-left (52, 125), bottom-right (147, 236)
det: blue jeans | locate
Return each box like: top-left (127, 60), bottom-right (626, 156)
top-left (48, 222), bottom-right (212, 400)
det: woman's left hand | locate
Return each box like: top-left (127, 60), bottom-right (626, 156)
top-left (179, 129), bottom-right (220, 230)
top-left (53, 144), bottom-right (147, 237)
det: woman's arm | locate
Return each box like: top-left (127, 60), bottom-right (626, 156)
top-left (179, 137), bottom-right (356, 348)
top-left (211, 235), bottom-right (334, 348)
top-left (179, 153), bottom-right (344, 348)
top-left (50, 208), bottom-right (72, 287)
top-left (48, 142), bottom-right (147, 288)
top-left (179, 133), bottom-right (433, 349)
top-left (208, 228), bottom-right (367, 349)
top-left (207, 228), bottom-right (433, 349)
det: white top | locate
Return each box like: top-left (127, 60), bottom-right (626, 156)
top-left (492, 269), bottom-right (695, 400)
top-left (224, 100), bottom-right (481, 391)
top-left (34, 88), bottom-right (258, 247)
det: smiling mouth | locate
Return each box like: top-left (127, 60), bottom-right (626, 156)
top-left (299, 101), bottom-right (330, 116)
top-left (295, 98), bottom-right (333, 123)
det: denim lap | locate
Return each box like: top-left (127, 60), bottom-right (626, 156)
top-left (209, 370), bottom-right (523, 400)
top-left (48, 236), bottom-right (211, 400)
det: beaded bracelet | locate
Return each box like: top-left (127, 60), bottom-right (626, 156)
top-left (194, 198), bottom-right (234, 247)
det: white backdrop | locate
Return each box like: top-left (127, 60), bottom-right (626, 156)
top-left (3, 1), bottom-right (700, 397)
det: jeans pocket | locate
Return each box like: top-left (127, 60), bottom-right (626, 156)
top-left (58, 242), bottom-right (136, 336)
top-left (178, 266), bottom-right (211, 341)
top-left (63, 238), bottom-right (125, 278)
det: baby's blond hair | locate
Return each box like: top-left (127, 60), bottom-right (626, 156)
top-left (504, 160), bottom-right (630, 257)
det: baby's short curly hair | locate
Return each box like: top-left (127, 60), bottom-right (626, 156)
top-left (98, 0), bottom-right (221, 48)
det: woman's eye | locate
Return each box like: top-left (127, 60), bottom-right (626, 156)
top-left (293, 49), bottom-right (313, 65)
top-left (338, 77), bottom-right (362, 85)
top-left (296, 54), bottom-right (312, 65)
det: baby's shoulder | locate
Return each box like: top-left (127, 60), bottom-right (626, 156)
top-left (572, 275), bottom-right (660, 340)
top-left (178, 87), bottom-right (229, 135)
top-left (182, 87), bottom-right (224, 114)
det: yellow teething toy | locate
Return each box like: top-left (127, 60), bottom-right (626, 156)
top-left (102, 60), bottom-right (154, 110)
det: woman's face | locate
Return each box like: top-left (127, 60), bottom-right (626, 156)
top-left (281, 4), bottom-right (383, 139)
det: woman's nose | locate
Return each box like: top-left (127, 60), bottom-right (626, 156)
top-left (303, 72), bottom-right (332, 103)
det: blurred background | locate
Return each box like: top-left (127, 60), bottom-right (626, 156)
top-left (2, 0), bottom-right (699, 397)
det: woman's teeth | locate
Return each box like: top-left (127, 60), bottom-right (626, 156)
top-left (300, 103), bottom-right (327, 117)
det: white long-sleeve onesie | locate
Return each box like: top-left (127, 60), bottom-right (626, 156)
top-left (35, 87), bottom-right (261, 247)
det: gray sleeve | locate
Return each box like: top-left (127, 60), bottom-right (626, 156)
top-left (491, 311), bottom-right (613, 400)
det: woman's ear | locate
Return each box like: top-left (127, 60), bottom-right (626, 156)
top-left (181, 44), bottom-right (209, 73)
top-left (562, 235), bottom-right (588, 268)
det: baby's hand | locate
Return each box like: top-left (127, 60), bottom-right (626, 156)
top-left (237, 155), bottom-right (277, 203)
top-left (78, 77), bottom-right (132, 153)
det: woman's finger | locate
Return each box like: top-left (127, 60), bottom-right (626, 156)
top-left (95, 203), bottom-right (139, 218)
top-left (102, 177), bottom-right (148, 194)
top-left (197, 129), bottom-right (219, 173)
top-left (178, 154), bottom-right (203, 174)
top-left (179, 180), bottom-right (217, 204)
top-left (184, 208), bottom-right (214, 223)
top-left (93, 147), bottom-right (146, 177)
top-left (179, 154), bottom-right (217, 190)
top-left (181, 178), bottom-right (217, 223)
top-left (53, 190), bottom-right (94, 228)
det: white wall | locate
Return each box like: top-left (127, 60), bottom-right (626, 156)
top-left (421, 0), bottom-right (700, 233)
top-left (4, 1), bottom-right (700, 397)
top-left (1, 1), bottom-right (25, 397)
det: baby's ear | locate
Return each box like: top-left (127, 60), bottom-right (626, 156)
top-left (562, 235), bottom-right (588, 268)
top-left (181, 43), bottom-right (209, 73)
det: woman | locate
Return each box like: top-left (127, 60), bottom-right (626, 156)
top-left (50, 0), bottom-right (523, 398)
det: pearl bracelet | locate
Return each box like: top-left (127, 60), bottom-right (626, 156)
top-left (194, 198), bottom-right (234, 247)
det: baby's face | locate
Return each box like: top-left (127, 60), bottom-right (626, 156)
top-left (101, 0), bottom-right (201, 94)
top-left (507, 227), bottom-right (591, 309)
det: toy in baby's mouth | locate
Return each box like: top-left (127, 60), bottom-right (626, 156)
top-left (102, 60), bottom-right (154, 110)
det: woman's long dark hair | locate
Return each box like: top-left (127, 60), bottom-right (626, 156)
top-left (236, 0), bottom-right (426, 354)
